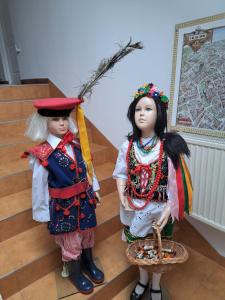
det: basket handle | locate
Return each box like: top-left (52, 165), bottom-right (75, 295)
top-left (152, 223), bottom-right (163, 259)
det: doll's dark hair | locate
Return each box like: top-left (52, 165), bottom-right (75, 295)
top-left (127, 95), bottom-right (190, 169)
top-left (127, 95), bottom-right (167, 140)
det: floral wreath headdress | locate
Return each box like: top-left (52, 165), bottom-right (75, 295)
top-left (133, 83), bottom-right (169, 109)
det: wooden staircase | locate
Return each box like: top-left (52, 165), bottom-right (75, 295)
top-left (0, 82), bottom-right (138, 300)
top-left (1, 81), bottom-right (225, 300)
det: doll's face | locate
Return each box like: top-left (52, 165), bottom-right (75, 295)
top-left (134, 96), bottom-right (157, 134)
top-left (47, 116), bottom-right (69, 138)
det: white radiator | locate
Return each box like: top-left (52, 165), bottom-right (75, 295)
top-left (183, 134), bottom-right (225, 233)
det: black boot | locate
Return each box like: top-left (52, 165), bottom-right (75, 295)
top-left (69, 258), bottom-right (94, 294)
top-left (81, 248), bottom-right (104, 284)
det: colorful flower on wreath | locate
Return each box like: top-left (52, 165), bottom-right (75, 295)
top-left (133, 82), bottom-right (169, 109)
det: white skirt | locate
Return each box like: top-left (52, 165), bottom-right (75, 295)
top-left (120, 199), bottom-right (166, 238)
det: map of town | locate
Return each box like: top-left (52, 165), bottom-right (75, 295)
top-left (177, 39), bottom-right (225, 131)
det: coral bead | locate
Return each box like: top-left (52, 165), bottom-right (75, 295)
top-left (64, 209), bottom-right (70, 216)
top-left (80, 193), bottom-right (86, 199)
top-left (74, 200), bottom-right (80, 206)
top-left (70, 164), bottom-right (76, 170)
top-left (55, 205), bottom-right (60, 211)
top-left (80, 213), bottom-right (86, 219)
top-left (41, 160), bottom-right (48, 167)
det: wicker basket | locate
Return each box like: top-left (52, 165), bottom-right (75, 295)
top-left (126, 225), bottom-right (188, 272)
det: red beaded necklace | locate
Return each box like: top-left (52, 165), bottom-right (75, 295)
top-left (126, 138), bottom-right (164, 210)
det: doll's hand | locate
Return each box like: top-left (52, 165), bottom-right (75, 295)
top-left (156, 205), bottom-right (171, 232)
top-left (120, 195), bottom-right (127, 207)
top-left (116, 178), bottom-right (127, 207)
top-left (95, 191), bottom-right (101, 206)
top-left (120, 195), bottom-right (134, 211)
top-left (116, 178), bottom-right (133, 211)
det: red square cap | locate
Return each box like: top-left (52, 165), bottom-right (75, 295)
top-left (34, 98), bottom-right (82, 117)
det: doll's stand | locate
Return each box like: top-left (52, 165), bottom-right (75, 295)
top-left (54, 257), bottom-right (106, 299)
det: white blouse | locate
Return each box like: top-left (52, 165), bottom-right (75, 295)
top-left (113, 139), bottom-right (179, 222)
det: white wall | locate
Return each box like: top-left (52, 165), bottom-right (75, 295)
top-left (8, 0), bottom-right (225, 256)
top-left (0, 0), bottom-right (20, 83)
top-left (8, 0), bottom-right (225, 148)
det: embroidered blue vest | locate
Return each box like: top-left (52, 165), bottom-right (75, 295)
top-left (46, 145), bottom-right (97, 235)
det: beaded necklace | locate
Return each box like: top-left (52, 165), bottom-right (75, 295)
top-left (137, 136), bottom-right (158, 154)
top-left (126, 137), bottom-right (164, 210)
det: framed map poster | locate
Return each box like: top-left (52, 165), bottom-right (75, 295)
top-left (169, 13), bottom-right (225, 138)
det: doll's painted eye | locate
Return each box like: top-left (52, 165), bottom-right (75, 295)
top-left (135, 107), bottom-right (141, 112)
top-left (146, 107), bottom-right (152, 111)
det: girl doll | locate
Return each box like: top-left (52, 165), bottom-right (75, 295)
top-left (22, 97), bottom-right (104, 295)
top-left (113, 83), bottom-right (192, 300)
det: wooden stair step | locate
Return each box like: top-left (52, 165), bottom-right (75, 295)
top-left (112, 228), bottom-right (225, 300)
top-left (112, 281), bottom-right (136, 300)
top-left (0, 99), bottom-right (78, 123)
top-left (0, 82), bottom-right (122, 300)
top-left (0, 158), bottom-right (115, 198)
top-left (0, 169), bottom-right (31, 198)
top-left (0, 144), bottom-right (113, 180)
top-left (0, 192), bottom-right (121, 299)
top-left (6, 243), bottom-right (225, 300)
top-left (91, 143), bottom-right (110, 166)
top-left (0, 100), bottom-right (34, 122)
top-left (0, 119), bottom-right (93, 146)
top-left (0, 190), bottom-right (119, 241)
top-left (61, 231), bottom-right (137, 300)
top-left (94, 162), bottom-right (116, 197)
top-left (112, 280), bottom-right (171, 300)
top-left (0, 100), bottom-right (96, 151)
top-left (95, 162), bottom-right (114, 181)
top-left (5, 230), bottom-right (138, 300)
top-left (161, 246), bottom-right (225, 300)
top-left (0, 84), bottom-right (50, 101)
top-left (0, 159), bottom-right (28, 178)
top-left (0, 119), bottom-right (28, 145)
top-left (0, 141), bottom-right (35, 164)
top-left (0, 141), bottom-right (108, 165)
top-left (0, 192), bottom-right (119, 275)
top-left (0, 188), bottom-right (34, 242)
top-left (0, 189), bottom-right (32, 222)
